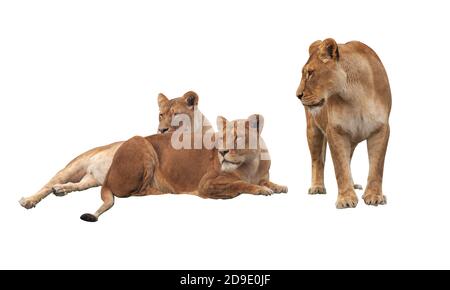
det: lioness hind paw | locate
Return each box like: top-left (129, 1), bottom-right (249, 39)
top-left (19, 197), bottom-right (37, 209)
top-left (80, 213), bottom-right (98, 222)
top-left (52, 185), bottom-right (68, 196)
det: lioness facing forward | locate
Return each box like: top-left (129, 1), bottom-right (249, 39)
top-left (81, 114), bottom-right (287, 222)
top-left (296, 38), bottom-right (391, 208)
top-left (19, 91), bottom-right (210, 209)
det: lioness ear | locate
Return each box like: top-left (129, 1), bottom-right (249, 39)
top-left (216, 116), bottom-right (229, 130)
top-left (158, 93), bottom-right (169, 108)
top-left (183, 91), bottom-right (199, 108)
top-left (309, 40), bottom-right (322, 55)
top-left (318, 38), bottom-right (339, 63)
top-left (248, 114), bottom-right (264, 134)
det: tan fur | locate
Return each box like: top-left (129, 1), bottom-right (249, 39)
top-left (84, 114), bottom-right (287, 222)
top-left (296, 39), bottom-right (391, 208)
top-left (19, 91), bottom-right (205, 209)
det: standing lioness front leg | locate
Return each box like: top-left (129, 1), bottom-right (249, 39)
top-left (306, 109), bottom-right (327, 195)
top-left (363, 125), bottom-right (390, 206)
top-left (327, 127), bottom-right (358, 209)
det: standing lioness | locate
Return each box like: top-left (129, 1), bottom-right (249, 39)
top-left (296, 38), bottom-right (391, 208)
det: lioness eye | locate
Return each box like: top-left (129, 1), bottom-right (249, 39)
top-left (159, 113), bottom-right (163, 120)
top-left (308, 70), bottom-right (314, 79)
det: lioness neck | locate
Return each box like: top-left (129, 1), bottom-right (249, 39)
top-left (235, 154), bottom-right (267, 184)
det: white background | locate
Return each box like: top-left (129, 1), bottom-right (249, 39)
top-left (0, 0), bottom-right (449, 269)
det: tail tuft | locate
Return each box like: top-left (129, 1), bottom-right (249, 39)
top-left (80, 213), bottom-right (98, 222)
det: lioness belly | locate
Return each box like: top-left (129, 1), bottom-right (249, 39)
top-left (85, 142), bottom-right (123, 184)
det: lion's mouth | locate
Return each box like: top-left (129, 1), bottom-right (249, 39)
top-left (222, 159), bottom-right (242, 165)
top-left (220, 159), bottom-right (243, 172)
top-left (302, 98), bottom-right (325, 108)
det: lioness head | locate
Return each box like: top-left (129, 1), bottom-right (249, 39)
top-left (296, 38), bottom-right (346, 108)
top-left (216, 114), bottom-right (265, 172)
top-left (157, 91), bottom-right (199, 133)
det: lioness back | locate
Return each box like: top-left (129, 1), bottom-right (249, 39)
top-left (341, 41), bottom-right (392, 107)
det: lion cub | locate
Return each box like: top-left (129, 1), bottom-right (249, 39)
top-left (296, 38), bottom-right (391, 208)
top-left (81, 114), bottom-right (287, 222)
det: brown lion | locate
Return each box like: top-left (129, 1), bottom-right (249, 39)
top-left (296, 38), bottom-right (391, 208)
top-left (19, 91), bottom-right (207, 210)
top-left (80, 114), bottom-right (287, 222)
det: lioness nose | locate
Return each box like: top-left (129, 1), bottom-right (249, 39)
top-left (297, 93), bottom-right (304, 100)
top-left (159, 128), bottom-right (169, 134)
top-left (220, 150), bottom-right (229, 157)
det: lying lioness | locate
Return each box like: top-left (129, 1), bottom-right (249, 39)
top-left (296, 38), bottom-right (391, 208)
top-left (19, 91), bottom-right (210, 209)
top-left (81, 114), bottom-right (287, 222)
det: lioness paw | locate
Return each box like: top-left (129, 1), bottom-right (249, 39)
top-left (19, 197), bottom-right (37, 209)
top-left (269, 184), bottom-right (288, 193)
top-left (52, 185), bottom-right (68, 196)
top-left (335, 191), bottom-right (358, 209)
top-left (363, 193), bottom-right (387, 206)
top-left (308, 186), bottom-right (326, 195)
top-left (257, 186), bottom-right (274, 196)
top-left (275, 185), bottom-right (288, 193)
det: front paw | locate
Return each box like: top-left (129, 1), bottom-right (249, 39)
top-left (256, 186), bottom-right (274, 196)
top-left (363, 191), bottom-right (387, 206)
top-left (19, 197), bottom-right (38, 209)
top-left (271, 184), bottom-right (288, 194)
top-left (308, 186), bottom-right (326, 195)
top-left (335, 190), bottom-right (358, 209)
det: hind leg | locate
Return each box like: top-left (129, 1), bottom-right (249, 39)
top-left (19, 187), bottom-right (53, 209)
top-left (19, 165), bottom-right (83, 209)
top-left (80, 186), bottom-right (115, 222)
top-left (80, 136), bottom-right (162, 222)
top-left (52, 174), bottom-right (99, 196)
top-left (106, 136), bottom-right (161, 198)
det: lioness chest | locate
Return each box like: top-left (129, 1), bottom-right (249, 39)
top-left (314, 98), bottom-right (389, 143)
